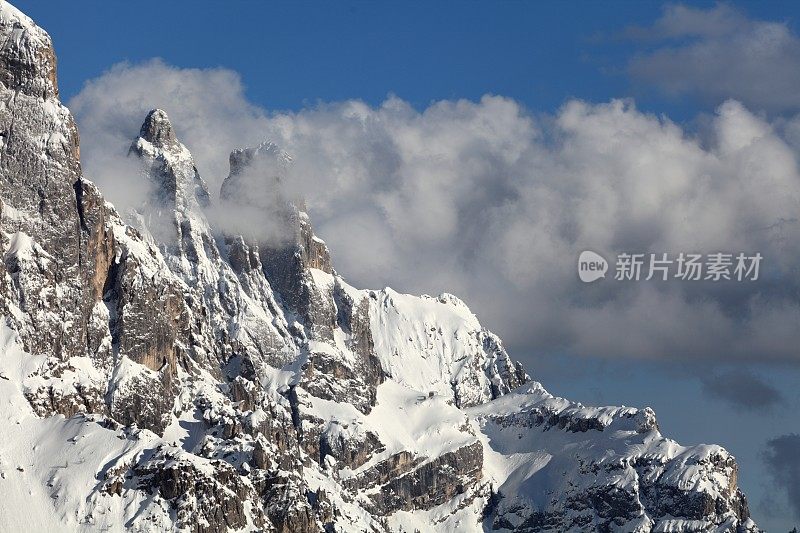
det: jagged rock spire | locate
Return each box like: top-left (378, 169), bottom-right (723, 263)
top-left (139, 108), bottom-right (177, 149)
top-left (129, 108), bottom-right (210, 210)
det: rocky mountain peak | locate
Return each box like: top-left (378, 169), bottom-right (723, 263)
top-left (228, 140), bottom-right (292, 179)
top-left (129, 109), bottom-right (210, 211)
top-left (221, 140), bottom-right (293, 208)
top-left (138, 108), bottom-right (178, 150)
top-left (0, 1), bottom-right (58, 98)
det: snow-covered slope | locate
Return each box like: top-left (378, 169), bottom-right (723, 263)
top-left (366, 288), bottom-right (527, 407)
top-left (470, 384), bottom-right (754, 532)
top-left (0, 2), bottom-right (758, 532)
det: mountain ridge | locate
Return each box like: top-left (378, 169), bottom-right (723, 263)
top-left (0, 2), bottom-right (759, 532)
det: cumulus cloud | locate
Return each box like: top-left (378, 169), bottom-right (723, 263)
top-left (700, 370), bottom-right (784, 411)
top-left (763, 434), bottom-right (800, 519)
top-left (68, 61), bottom-right (800, 364)
top-left (626, 4), bottom-right (800, 112)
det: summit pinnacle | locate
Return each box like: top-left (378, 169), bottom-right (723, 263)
top-left (139, 108), bottom-right (177, 148)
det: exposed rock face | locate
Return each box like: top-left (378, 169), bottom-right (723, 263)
top-left (133, 448), bottom-right (269, 533)
top-left (0, 2), bottom-right (83, 361)
top-left (368, 441), bottom-right (484, 515)
top-left (139, 108), bottom-right (177, 147)
top-left (0, 3), bottom-right (759, 533)
top-left (0, 4), bottom-right (58, 99)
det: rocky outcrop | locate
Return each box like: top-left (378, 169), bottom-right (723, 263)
top-left (368, 441), bottom-right (484, 515)
top-left (333, 440), bottom-right (485, 516)
top-left (319, 421), bottom-right (385, 469)
top-left (135, 449), bottom-right (269, 533)
top-left (257, 209), bottom-right (336, 342)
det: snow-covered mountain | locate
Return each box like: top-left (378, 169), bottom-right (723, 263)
top-left (0, 2), bottom-right (758, 532)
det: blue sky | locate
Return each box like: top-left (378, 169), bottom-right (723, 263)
top-left (12, 1), bottom-right (650, 110)
top-left (19, 0), bottom-right (796, 118)
top-left (14, 1), bottom-right (800, 530)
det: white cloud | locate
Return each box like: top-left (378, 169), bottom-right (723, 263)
top-left (69, 59), bottom-right (274, 198)
top-left (626, 4), bottom-right (800, 112)
top-left (68, 61), bottom-right (800, 363)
